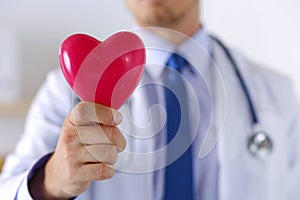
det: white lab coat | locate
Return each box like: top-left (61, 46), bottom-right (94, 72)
top-left (0, 39), bottom-right (299, 200)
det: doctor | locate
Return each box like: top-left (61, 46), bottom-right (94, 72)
top-left (0, 0), bottom-right (299, 199)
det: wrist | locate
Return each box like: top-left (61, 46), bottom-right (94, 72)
top-left (29, 158), bottom-right (70, 200)
top-left (27, 153), bottom-right (69, 200)
top-left (43, 158), bottom-right (70, 200)
top-left (28, 165), bottom-right (50, 199)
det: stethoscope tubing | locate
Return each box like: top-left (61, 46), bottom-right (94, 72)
top-left (210, 36), bottom-right (274, 158)
top-left (210, 35), bottom-right (259, 126)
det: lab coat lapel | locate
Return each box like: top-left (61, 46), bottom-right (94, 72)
top-left (212, 39), bottom-right (291, 200)
top-left (230, 51), bottom-right (291, 200)
top-left (212, 41), bottom-right (263, 200)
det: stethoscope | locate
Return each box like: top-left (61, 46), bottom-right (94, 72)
top-left (211, 36), bottom-right (273, 159)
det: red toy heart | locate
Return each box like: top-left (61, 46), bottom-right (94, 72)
top-left (59, 32), bottom-right (145, 109)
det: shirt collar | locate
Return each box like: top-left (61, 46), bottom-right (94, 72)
top-left (131, 27), bottom-right (212, 79)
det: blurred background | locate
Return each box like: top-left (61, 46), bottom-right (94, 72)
top-left (0, 0), bottom-right (299, 155)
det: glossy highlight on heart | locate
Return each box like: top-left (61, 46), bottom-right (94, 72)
top-left (59, 32), bottom-right (146, 109)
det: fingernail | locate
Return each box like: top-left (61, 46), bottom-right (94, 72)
top-left (113, 110), bottom-right (123, 124)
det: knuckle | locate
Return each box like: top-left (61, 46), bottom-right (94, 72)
top-left (99, 107), bottom-right (114, 124)
top-left (64, 146), bottom-right (80, 167)
top-left (98, 164), bottom-right (114, 179)
top-left (111, 151), bottom-right (118, 164)
top-left (74, 102), bottom-right (90, 123)
top-left (75, 102), bottom-right (86, 115)
top-left (107, 168), bottom-right (115, 179)
top-left (104, 126), bottom-right (126, 151)
top-left (104, 146), bottom-right (118, 164)
top-left (64, 151), bottom-right (76, 166)
top-left (62, 127), bottom-right (77, 144)
top-left (105, 126), bottom-right (116, 142)
top-left (119, 132), bottom-right (127, 151)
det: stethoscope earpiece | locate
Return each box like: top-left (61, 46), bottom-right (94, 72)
top-left (247, 131), bottom-right (273, 159)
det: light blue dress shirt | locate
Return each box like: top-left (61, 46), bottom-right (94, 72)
top-left (132, 27), bottom-right (219, 200)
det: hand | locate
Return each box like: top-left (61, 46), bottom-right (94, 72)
top-left (29, 102), bottom-right (126, 199)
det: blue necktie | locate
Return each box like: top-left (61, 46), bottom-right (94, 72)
top-left (164, 53), bottom-right (194, 200)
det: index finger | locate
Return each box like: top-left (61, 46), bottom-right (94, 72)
top-left (69, 102), bottom-right (123, 126)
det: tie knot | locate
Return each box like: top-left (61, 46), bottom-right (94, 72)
top-left (166, 53), bottom-right (188, 72)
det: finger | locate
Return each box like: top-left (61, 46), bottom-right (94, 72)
top-left (76, 125), bottom-right (112, 145)
top-left (76, 125), bottom-right (126, 152)
top-left (101, 126), bottom-right (126, 152)
top-left (79, 144), bottom-right (118, 165)
top-left (78, 163), bottom-right (115, 182)
top-left (69, 102), bottom-right (123, 126)
top-left (60, 121), bottom-right (83, 148)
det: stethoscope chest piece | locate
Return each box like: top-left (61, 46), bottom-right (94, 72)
top-left (211, 36), bottom-right (273, 159)
top-left (247, 131), bottom-right (273, 159)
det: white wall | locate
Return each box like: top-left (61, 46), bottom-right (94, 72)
top-left (202, 0), bottom-right (300, 97)
top-left (0, 0), bottom-right (135, 101)
top-left (0, 0), bottom-right (299, 153)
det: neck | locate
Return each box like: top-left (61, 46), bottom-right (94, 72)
top-left (150, 5), bottom-right (201, 45)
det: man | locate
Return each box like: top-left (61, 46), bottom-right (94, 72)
top-left (0, 0), bottom-right (299, 199)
